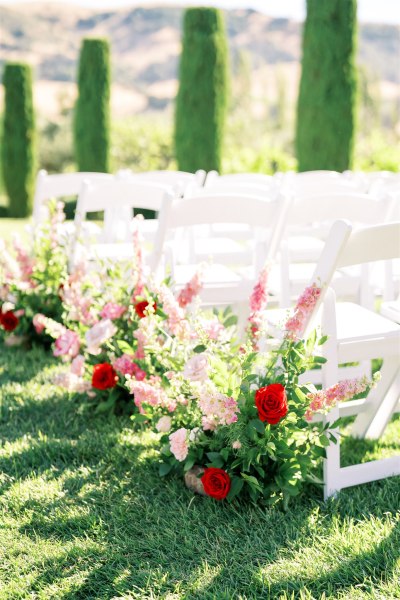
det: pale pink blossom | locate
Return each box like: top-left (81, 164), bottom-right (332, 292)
top-left (131, 216), bottom-right (145, 298)
top-left (156, 283), bottom-right (185, 335)
top-left (201, 318), bottom-right (225, 340)
top-left (85, 319), bottom-right (117, 355)
top-left (156, 416), bottom-right (172, 433)
top-left (33, 313), bottom-right (46, 334)
top-left (169, 428), bottom-right (189, 462)
top-left (71, 354), bottom-right (85, 377)
top-left (198, 388), bottom-right (239, 431)
top-left (12, 235), bottom-right (35, 285)
top-left (127, 377), bottom-right (171, 413)
top-left (248, 264), bottom-right (271, 344)
top-left (305, 374), bottom-right (380, 421)
top-left (53, 371), bottom-right (91, 393)
top-left (183, 353), bottom-right (209, 382)
top-left (53, 330), bottom-right (80, 359)
top-left (100, 302), bottom-right (126, 320)
top-left (232, 440), bottom-right (242, 449)
top-left (177, 267), bottom-right (204, 308)
top-left (285, 284), bottom-right (322, 340)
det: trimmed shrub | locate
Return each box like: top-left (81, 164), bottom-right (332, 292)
top-left (74, 38), bottom-right (111, 172)
top-left (174, 8), bottom-right (229, 172)
top-left (2, 63), bottom-right (36, 217)
top-left (295, 0), bottom-right (357, 172)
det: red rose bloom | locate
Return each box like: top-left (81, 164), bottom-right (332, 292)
top-left (255, 383), bottom-right (288, 425)
top-left (134, 300), bottom-right (157, 319)
top-left (0, 310), bottom-right (19, 332)
top-left (92, 363), bottom-right (117, 390)
top-left (201, 468), bottom-right (231, 500)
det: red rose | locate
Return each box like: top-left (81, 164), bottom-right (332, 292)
top-left (0, 310), bottom-right (19, 332)
top-left (134, 300), bottom-right (157, 319)
top-left (255, 383), bottom-right (288, 425)
top-left (201, 468), bottom-right (231, 500)
top-left (92, 363), bottom-right (117, 390)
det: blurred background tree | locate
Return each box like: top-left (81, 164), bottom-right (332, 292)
top-left (2, 63), bottom-right (36, 218)
top-left (74, 38), bottom-right (111, 173)
top-left (296, 0), bottom-right (358, 171)
top-left (174, 7), bottom-right (229, 172)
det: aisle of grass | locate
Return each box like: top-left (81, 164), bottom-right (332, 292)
top-left (0, 345), bottom-right (399, 600)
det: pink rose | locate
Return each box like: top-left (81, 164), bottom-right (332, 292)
top-left (169, 428), bottom-right (189, 462)
top-left (85, 319), bottom-right (117, 355)
top-left (183, 353), bottom-right (209, 382)
top-left (156, 416), bottom-right (172, 433)
top-left (53, 330), bottom-right (80, 359)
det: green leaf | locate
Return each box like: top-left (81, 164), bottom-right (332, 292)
top-left (130, 413), bottom-right (149, 424)
top-left (249, 419), bottom-right (265, 435)
top-left (294, 388), bottom-right (307, 402)
top-left (318, 335), bottom-right (329, 345)
top-left (159, 462), bottom-right (172, 477)
top-left (193, 344), bottom-right (207, 354)
top-left (116, 340), bottom-right (135, 355)
top-left (227, 476), bottom-right (244, 501)
top-left (94, 395), bottom-right (116, 414)
top-left (223, 315), bottom-right (238, 328)
top-left (241, 473), bottom-right (262, 491)
top-left (184, 457), bottom-right (195, 472)
top-left (313, 356), bottom-right (327, 364)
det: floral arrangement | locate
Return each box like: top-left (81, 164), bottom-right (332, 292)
top-left (0, 199), bottom-right (67, 347)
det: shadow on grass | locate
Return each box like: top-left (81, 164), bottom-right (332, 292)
top-left (1, 345), bottom-right (399, 599)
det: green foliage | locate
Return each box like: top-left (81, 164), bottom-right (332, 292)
top-left (74, 38), bottom-right (111, 172)
top-left (174, 8), bottom-right (229, 172)
top-left (296, 0), bottom-right (357, 171)
top-left (2, 63), bottom-right (36, 218)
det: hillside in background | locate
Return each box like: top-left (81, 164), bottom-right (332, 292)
top-left (0, 2), bottom-right (399, 118)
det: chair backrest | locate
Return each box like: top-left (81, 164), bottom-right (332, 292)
top-left (118, 169), bottom-right (206, 195)
top-left (301, 220), bottom-right (400, 337)
top-left (33, 170), bottom-right (113, 223)
top-left (152, 192), bottom-right (290, 271)
top-left (285, 192), bottom-right (396, 228)
top-left (71, 179), bottom-right (175, 270)
top-left (195, 181), bottom-right (278, 201)
top-left (206, 171), bottom-right (274, 187)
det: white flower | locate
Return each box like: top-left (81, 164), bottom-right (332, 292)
top-left (156, 416), bottom-right (172, 433)
top-left (183, 353), bottom-right (209, 382)
top-left (85, 319), bottom-right (117, 355)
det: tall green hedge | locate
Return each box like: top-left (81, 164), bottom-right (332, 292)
top-left (174, 8), bottom-right (229, 173)
top-left (295, 0), bottom-right (357, 172)
top-left (2, 63), bottom-right (36, 218)
top-left (74, 38), bottom-right (111, 172)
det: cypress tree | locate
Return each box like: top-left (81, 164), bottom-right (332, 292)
top-left (2, 63), bottom-right (36, 218)
top-left (74, 38), bottom-right (111, 172)
top-left (295, 0), bottom-right (357, 172)
top-left (174, 8), bottom-right (229, 173)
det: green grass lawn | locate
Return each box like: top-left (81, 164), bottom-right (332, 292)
top-left (0, 345), bottom-right (399, 600)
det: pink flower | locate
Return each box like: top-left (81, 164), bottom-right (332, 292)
top-left (285, 284), bottom-right (322, 340)
top-left (113, 354), bottom-right (147, 380)
top-left (177, 267), bottom-right (204, 308)
top-left (198, 389), bottom-right (239, 431)
top-left (33, 313), bottom-right (46, 334)
top-left (53, 371), bottom-right (91, 393)
top-left (127, 378), bottom-right (170, 413)
top-left (232, 440), bottom-right (242, 449)
top-left (71, 354), bottom-right (85, 377)
top-left (305, 374), bottom-right (379, 421)
top-left (156, 416), bottom-right (172, 433)
top-left (183, 353), bottom-right (209, 382)
top-left (85, 319), bottom-right (117, 355)
top-left (53, 330), bottom-right (80, 359)
top-left (169, 428), bottom-right (189, 462)
top-left (100, 302), bottom-right (126, 320)
top-left (249, 265), bottom-right (270, 313)
top-left (201, 318), bottom-right (225, 340)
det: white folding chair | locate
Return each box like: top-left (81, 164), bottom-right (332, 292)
top-left (33, 169), bottom-right (113, 227)
top-left (269, 193), bottom-right (397, 308)
top-left (152, 193), bottom-right (289, 309)
top-left (70, 179), bottom-right (174, 271)
top-left (117, 169), bottom-right (206, 197)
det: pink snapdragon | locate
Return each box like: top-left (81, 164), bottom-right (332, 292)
top-left (132, 216), bottom-right (145, 298)
top-left (177, 266), bottom-right (204, 308)
top-left (156, 283), bottom-right (185, 334)
top-left (71, 354), bottom-right (85, 377)
top-left (201, 318), bottom-right (225, 341)
top-left (199, 389), bottom-right (239, 431)
top-left (285, 284), bottom-right (322, 340)
top-left (127, 377), bottom-right (173, 413)
top-left (100, 302), bottom-right (126, 320)
top-left (53, 329), bottom-right (80, 359)
top-left (169, 428), bottom-right (189, 462)
top-left (305, 374), bottom-right (380, 421)
top-left (248, 264), bottom-right (271, 345)
top-left (113, 354), bottom-right (146, 380)
top-left (12, 235), bottom-right (35, 285)
top-left (53, 371), bottom-right (91, 394)
top-left (32, 314), bottom-right (66, 338)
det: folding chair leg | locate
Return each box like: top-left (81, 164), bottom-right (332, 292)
top-left (351, 358), bottom-right (400, 440)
